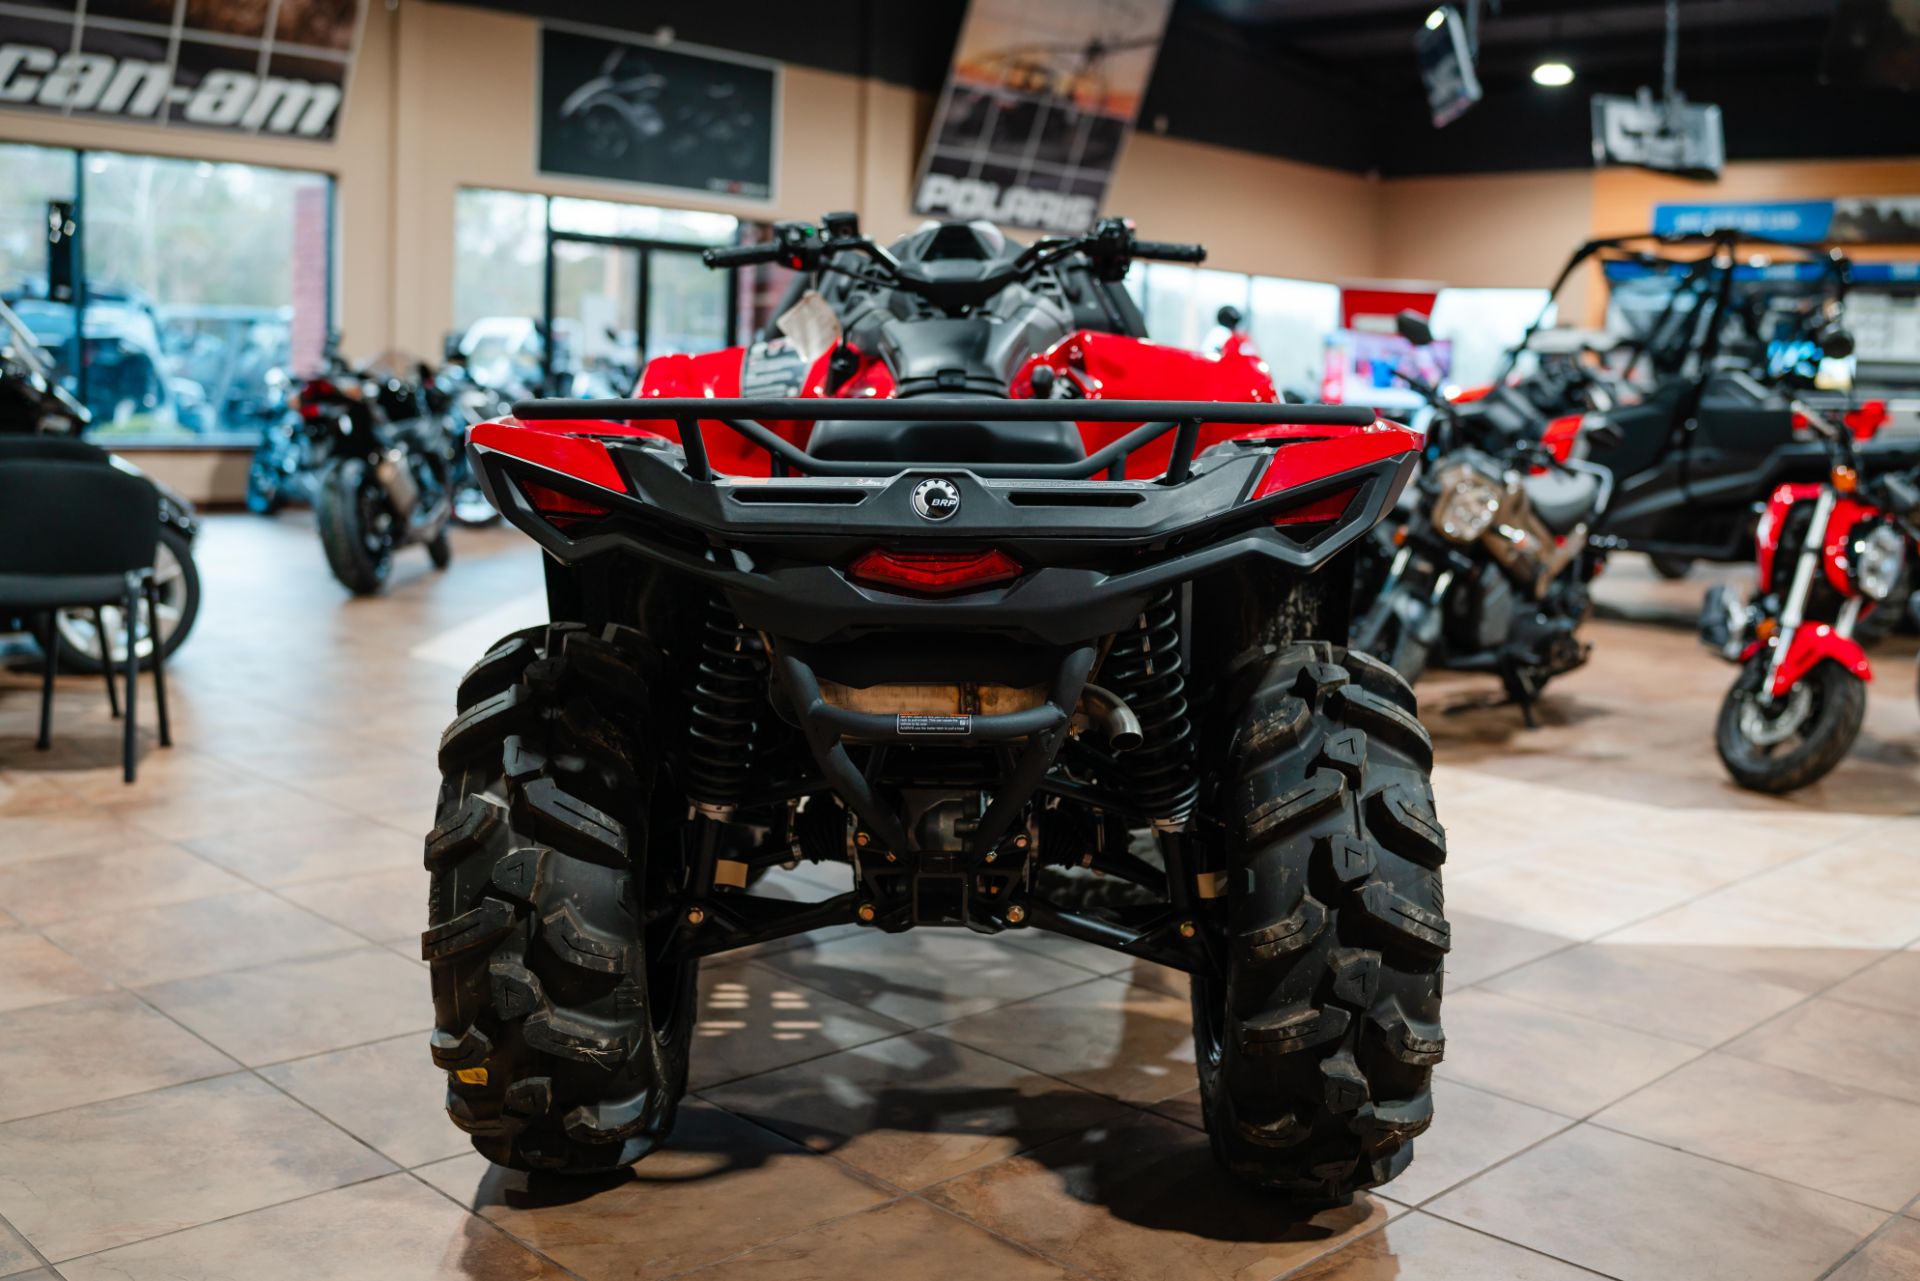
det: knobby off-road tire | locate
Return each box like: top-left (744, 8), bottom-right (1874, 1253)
top-left (317, 459), bottom-right (391, 596)
top-left (1716, 656), bottom-right (1866, 794)
top-left (1196, 641), bottom-right (1447, 1201)
top-left (425, 621), bottom-right (695, 1174)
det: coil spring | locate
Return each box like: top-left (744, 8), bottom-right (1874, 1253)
top-left (1103, 588), bottom-right (1198, 823)
top-left (684, 596), bottom-right (767, 808)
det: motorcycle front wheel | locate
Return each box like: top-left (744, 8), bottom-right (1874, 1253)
top-left (1716, 656), bottom-right (1866, 794)
top-left (317, 458), bottom-right (395, 596)
top-left (53, 525), bottom-right (200, 673)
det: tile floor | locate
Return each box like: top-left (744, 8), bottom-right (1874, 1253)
top-left (1, 513), bottom-right (1917, 1281)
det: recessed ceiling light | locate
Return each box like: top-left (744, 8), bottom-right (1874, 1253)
top-left (1425, 9), bottom-right (1447, 30)
top-left (1532, 61), bottom-right (1575, 87)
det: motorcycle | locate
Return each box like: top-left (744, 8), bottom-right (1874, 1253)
top-left (0, 298), bottom-right (202, 673)
top-left (1700, 373), bottom-right (1920, 793)
top-left (422, 214), bottom-right (1448, 1203)
top-left (1352, 311), bottom-right (1616, 721)
top-left (306, 358), bottom-right (458, 595)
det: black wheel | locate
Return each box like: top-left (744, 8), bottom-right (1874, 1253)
top-left (1716, 655), bottom-right (1866, 794)
top-left (426, 622), bottom-right (694, 1174)
top-left (428, 529), bottom-right (453, 570)
top-left (1649, 553), bottom-right (1695, 581)
top-left (53, 524), bottom-right (200, 673)
top-left (1196, 642), bottom-right (1446, 1202)
top-left (317, 458), bottom-right (393, 596)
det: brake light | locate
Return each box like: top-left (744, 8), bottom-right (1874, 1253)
top-left (521, 480), bottom-right (611, 528)
top-left (848, 548), bottom-right (1021, 594)
top-left (1845, 401), bottom-right (1889, 441)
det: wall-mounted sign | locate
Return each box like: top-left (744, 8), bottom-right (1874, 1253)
top-left (1653, 197), bottom-right (1920, 244)
top-left (912, 0), bottom-right (1175, 234)
top-left (537, 26), bottom-right (777, 201)
top-left (0, 1), bottom-right (363, 140)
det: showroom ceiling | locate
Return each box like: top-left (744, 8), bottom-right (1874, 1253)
top-left (463, 0), bottom-right (1919, 176)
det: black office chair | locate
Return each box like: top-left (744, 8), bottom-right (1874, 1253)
top-left (0, 456), bottom-right (173, 782)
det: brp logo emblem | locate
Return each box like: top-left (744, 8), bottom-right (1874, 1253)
top-left (912, 478), bottom-right (961, 521)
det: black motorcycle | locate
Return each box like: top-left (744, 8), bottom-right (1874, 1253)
top-left (1352, 312), bottom-right (1616, 722)
top-left (305, 360), bottom-right (457, 595)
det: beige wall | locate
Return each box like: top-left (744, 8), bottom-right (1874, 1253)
top-left (0, 0), bottom-right (1914, 500)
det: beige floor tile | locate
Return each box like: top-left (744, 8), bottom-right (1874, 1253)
top-left (292, 762), bottom-right (445, 819)
top-left (1826, 951), bottom-right (1920, 1020)
top-left (139, 946), bottom-right (428, 1066)
top-left (925, 1110), bottom-right (1398, 1281)
top-left (1484, 941), bottom-right (1807, 1047)
top-left (44, 889), bottom-right (363, 986)
top-left (1443, 911), bottom-right (1573, 989)
top-left (1144, 1086), bottom-right (1203, 1130)
top-left (1286, 1210), bottom-right (1610, 1279)
top-left (278, 866), bottom-right (430, 943)
top-left (668, 1197), bottom-right (1070, 1281)
top-left (1601, 806), bottom-right (1873, 872)
top-left (701, 1030), bottom-right (1127, 1190)
top-left (0, 1217), bottom-right (38, 1277)
top-left (1443, 861), bottom-right (1687, 941)
top-left (932, 975), bottom-right (1197, 1104)
top-left (1428, 1124), bottom-right (1886, 1281)
top-left (1610, 869), bottom-right (1920, 956)
top-left (1827, 1218), bottom-right (1920, 1281)
top-left (1598, 1052), bottom-right (1920, 1211)
top-left (1436, 989), bottom-right (1701, 1117)
top-left (996, 925), bottom-right (1138, 976)
top-left (1779, 841), bottom-right (1920, 905)
top-left (0, 1073), bottom-right (394, 1261)
top-left (417, 1101), bottom-right (890, 1280)
top-left (757, 929), bottom-right (1097, 1028)
top-left (1376, 1078), bottom-right (1570, 1206)
top-left (0, 992), bottom-right (236, 1122)
top-left (259, 1033), bottom-right (467, 1168)
top-left (0, 809), bottom-right (146, 866)
top-left (102, 780), bottom-right (356, 845)
top-left (689, 958), bottom-right (909, 1091)
top-left (59, 1174), bottom-right (565, 1281)
top-left (184, 814), bottom-right (422, 886)
top-left (1724, 997), bottom-right (1920, 1106)
top-left (0, 843), bottom-right (244, 926)
top-left (0, 932), bottom-right (114, 1013)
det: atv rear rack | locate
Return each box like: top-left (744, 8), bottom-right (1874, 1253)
top-left (511, 396), bottom-right (1379, 482)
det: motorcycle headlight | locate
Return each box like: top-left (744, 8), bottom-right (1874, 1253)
top-left (1434, 471), bottom-right (1503, 544)
top-left (1851, 521), bottom-right (1907, 601)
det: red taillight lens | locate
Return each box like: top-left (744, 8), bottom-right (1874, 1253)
top-left (848, 548), bottom-right (1022, 595)
top-left (521, 480), bottom-right (611, 528)
top-left (1845, 400), bottom-right (1889, 441)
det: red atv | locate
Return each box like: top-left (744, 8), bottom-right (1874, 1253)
top-left (423, 214), bottom-right (1446, 1202)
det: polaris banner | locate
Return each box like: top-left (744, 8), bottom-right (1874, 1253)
top-left (1654, 197), bottom-right (1920, 243)
top-left (0, 1), bottom-right (365, 141)
top-left (912, 0), bottom-right (1175, 235)
top-left (537, 25), bottom-right (777, 200)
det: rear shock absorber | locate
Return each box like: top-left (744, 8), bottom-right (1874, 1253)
top-left (684, 595), bottom-right (767, 816)
top-left (1103, 588), bottom-right (1198, 828)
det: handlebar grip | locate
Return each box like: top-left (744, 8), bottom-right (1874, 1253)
top-left (701, 243), bottom-right (783, 269)
top-left (1132, 240), bottom-right (1207, 264)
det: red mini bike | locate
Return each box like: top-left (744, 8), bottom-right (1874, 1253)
top-left (1702, 374), bottom-right (1919, 793)
top-left (424, 215), bottom-right (1446, 1202)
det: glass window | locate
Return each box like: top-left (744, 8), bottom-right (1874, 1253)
top-left (452, 189), bottom-right (547, 337)
top-left (0, 144), bottom-right (332, 445)
top-left (1431, 287), bottom-right (1553, 390)
top-left (1247, 276), bottom-right (1341, 401)
top-left (549, 196), bottom-right (736, 246)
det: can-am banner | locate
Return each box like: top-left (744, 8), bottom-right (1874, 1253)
top-left (0, 1), bottom-right (364, 141)
top-left (912, 0), bottom-right (1174, 235)
top-left (1654, 197), bottom-right (1920, 244)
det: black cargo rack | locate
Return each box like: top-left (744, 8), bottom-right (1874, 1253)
top-left (511, 396), bottom-right (1380, 484)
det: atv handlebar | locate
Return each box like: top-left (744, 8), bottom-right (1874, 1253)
top-left (701, 242), bottom-right (786, 269)
top-left (1131, 240), bottom-right (1206, 264)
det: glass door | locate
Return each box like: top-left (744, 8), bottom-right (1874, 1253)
top-left (546, 232), bottom-right (735, 395)
top-left (644, 246), bottom-right (730, 361)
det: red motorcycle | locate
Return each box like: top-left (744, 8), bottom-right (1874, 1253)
top-left (1702, 375), bottom-right (1919, 793)
top-left (423, 214), bottom-right (1447, 1203)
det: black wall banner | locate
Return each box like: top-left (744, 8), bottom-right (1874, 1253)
top-left (0, 1), bottom-right (364, 141)
top-left (912, 0), bottom-right (1174, 234)
top-left (537, 25), bottom-right (777, 200)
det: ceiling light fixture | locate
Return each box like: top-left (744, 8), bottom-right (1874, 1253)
top-left (1533, 61), bottom-right (1575, 87)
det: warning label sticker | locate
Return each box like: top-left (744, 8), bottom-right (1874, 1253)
top-left (896, 714), bottom-right (973, 736)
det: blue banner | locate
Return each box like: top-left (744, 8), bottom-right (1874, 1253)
top-left (1651, 200), bottom-right (1836, 241)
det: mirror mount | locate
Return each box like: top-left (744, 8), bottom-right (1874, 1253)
top-left (1395, 309), bottom-right (1435, 348)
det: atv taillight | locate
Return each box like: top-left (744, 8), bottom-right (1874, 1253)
top-left (522, 481), bottom-right (611, 528)
top-left (848, 548), bottom-right (1022, 595)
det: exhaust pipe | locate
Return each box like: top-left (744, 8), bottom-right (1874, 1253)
top-left (375, 447), bottom-right (419, 521)
top-left (1079, 684), bottom-right (1143, 753)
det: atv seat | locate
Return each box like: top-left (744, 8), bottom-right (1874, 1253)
top-left (1523, 468), bottom-right (1603, 535)
top-left (806, 416), bottom-right (1085, 464)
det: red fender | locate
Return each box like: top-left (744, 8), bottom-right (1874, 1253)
top-left (1770, 623), bottom-right (1873, 698)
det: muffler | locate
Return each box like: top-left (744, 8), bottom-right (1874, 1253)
top-left (374, 447), bottom-right (419, 521)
